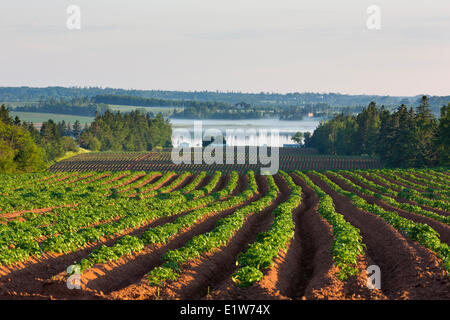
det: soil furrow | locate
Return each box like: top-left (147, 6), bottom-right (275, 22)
top-left (161, 175), bottom-right (273, 300)
top-left (80, 174), bottom-right (252, 295)
top-left (247, 173), bottom-right (385, 300)
top-left (196, 174), bottom-right (212, 190)
top-left (328, 173), bottom-right (450, 245)
top-left (308, 173), bottom-right (450, 300)
top-left (359, 173), bottom-right (449, 217)
top-left (0, 175), bottom-right (237, 299)
top-left (280, 173), bottom-right (330, 298)
top-left (174, 174), bottom-right (288, 301)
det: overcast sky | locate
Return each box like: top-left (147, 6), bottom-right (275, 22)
top-left (0, 0), bottom-right (449, 96)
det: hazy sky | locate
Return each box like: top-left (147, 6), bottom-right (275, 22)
top-left (1, 0), bottom-right (449, 96)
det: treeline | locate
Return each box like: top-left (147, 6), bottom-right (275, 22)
top-left (13, 93), bottom-right (339, 120)
top-left (303, 97), bottom-right (449, 167)
top-left (278, 103), bottom-right (338, 120)
top-left (8, 91), bottom-right (440, 120)
top-left (0, 105), bottom-right (78, 173)
top-left (92, 94), bottom-right (229, 109)
top-left (2, 86), bottom-right (450, 110)
top-left (14, 97), bottom-right (108, 117)
top-left (171, 102), bottom-right (269, 119)
top-left (0, 105), bottom-right (173, 173)
top-left (172, 101), bottom-right (352, 120)
top-left (78, 110), bottom-right (172, 152)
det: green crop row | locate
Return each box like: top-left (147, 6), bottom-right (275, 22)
top-left (75, 171), bottom-right (256, 272)
top-left (0, 172), bottom-right (226, 266)
top-left (294, 171), bottom-right (365, 281)
top-left (378, 170), bottom-right (450, 199)
top-left (409, 169), bottom-right (450, 187)
top-left (232, 171), bottom-right (301, 287)
top-left (146, 174), bottom-right (280, 287)
top-left (115, 172), bottom-right (160, 193)
top-left (395, 170), bottom-right (450, 191)
top-left (179, 172), bottom-right (207, 194)
top-left (334, 171), bottom-right (449, 225)
top-left (364, 171), bottom-right (450, 207)
top-left (314, 171), bottom-right (450, 274)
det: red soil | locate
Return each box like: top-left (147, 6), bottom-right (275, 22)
top-left (83, 174), bottom-right (253, 298)
top-left (113, 173), bottom-right (147, 189)
top-left (119, 174), bottom-right (162, 193)
top-left (0, 174), bottom-right (241, 299)
top-left (329, 173), bottom-right (450, 246)
top-left (147, 174), bottom-right (275, 301)
top-left (83, 174), bottom-right (111, 184)
top-left (308, 172), bottom-right (450, 300)
top-left (359, 173), bottom-right (449, 217)
top-left (64, 174), bottom-right (96, 185)
top-left (0, 204), bottom-right (78, 221)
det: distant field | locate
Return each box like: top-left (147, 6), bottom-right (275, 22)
top-left (3, 102), bottom-right (179, 124)
top-left (107, 104), bottom-right (182, 115)
top-left (9, 111), bottom-right (94, 126)
top-left (49, 148), bottom-right (382, 173)
top-left (1, 101), bottom-right (34, 108)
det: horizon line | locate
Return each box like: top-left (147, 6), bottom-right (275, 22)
top-left (0, 85), bottom-right (448, 98)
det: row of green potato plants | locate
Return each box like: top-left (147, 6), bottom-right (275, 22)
top-left (231, 171), bottom-right (302, 287)
top-left (342, 171), bottom-right (450, 224)
top-left (362, 171), bottom-right (450, 212)
top-left (0, 172), bottom-right (225, 266)
top-left (179, 172), bottom-right (207, 194)
top-left (50, 172), bottom-right (95, 187)
top-left (146, 174), bottom-right (280, 287)
top-left (4, 171), bottom-right (208, 240)
top-left (2, 170), bottom-right (174, 217)
top-left (142, 171), bottom-right (209, 202)
top-left (393, 169), bottom-right (450, 192)
top-left (120, 172), bottom-right (176, 198)
top-left (375, 170), bottom-right (450, 199)
top-left (0, 171), bottom-right (128, 213)
top-left (100, 171), bottom-right (148, 195)
top-left (407, 169), bottom-right (450, 188)
top-left (421, 169), bottom-right (450, 182)
top-left (295, 171), bottom-right (365, 281)
top-left (43, 172), bottom-right (229, 253)
top-left (114, 172), bottom-right (160, 193)
top-left (0, 171), bottom-right (214, 265)
top-left (1, 194), bottom-right (172, 264)
top-left (316, 171), bottom-right (450, 273)
top-left (75, 171), bottom-right (255, 272)
top-left (158, 172), bottom-right (192, 194)
top-left (0, 172), bottom-right (65, 195)
top-left (2, 171), bottom-right (143, 225)
top-left (111, 171), bottom-right (176, 199)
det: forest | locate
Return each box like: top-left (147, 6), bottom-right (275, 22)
top-left (13, 97), bottom-right (109, 117)
top-left (1, 86), bottom-right (449, 112)
top-left (78, 110), bottom-right (172, 152)
top-left (302, 97), bottom-right (449, 167)
top-left (8, 94), bottom-right (345, 120)
top-left (0, 105), bottom-right (172, 173)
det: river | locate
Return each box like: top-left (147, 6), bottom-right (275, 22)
top-left (169, 118), bottom-right (323, 147)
